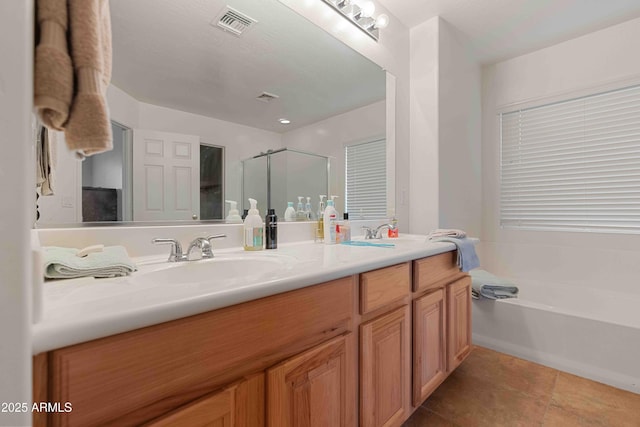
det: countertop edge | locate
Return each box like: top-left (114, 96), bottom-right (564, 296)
top-left (32, 242), bottom-right (460, 354)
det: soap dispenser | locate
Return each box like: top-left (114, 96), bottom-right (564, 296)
top-left (243, 198), bottom-right (263, 251)
top-left (305, 197), bottom-right (313, 220)
top-left (284, 202), bottom-right (296, 222)
top-left (225, 200), bottom-right (243, 223)
top-left (296, 196), bottom-right (306, 221)
top-left (316, 195), bottom-right (326, 241)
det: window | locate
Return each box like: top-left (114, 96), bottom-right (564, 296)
top-left (345, 138), bottom-right (386, 219)
top-left (500, 84), bottom-right (640, 233)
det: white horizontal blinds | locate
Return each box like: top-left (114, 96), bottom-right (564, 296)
top-left (500, 84), bottom-right (640, 233)
top-left (345, 139), bottom-right (387, 219)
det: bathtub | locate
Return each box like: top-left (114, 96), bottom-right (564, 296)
top-left (472, 278), bottom-right (640, 394)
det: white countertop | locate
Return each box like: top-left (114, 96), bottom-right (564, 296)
top-left (32, 235), bottom-right (460, 354)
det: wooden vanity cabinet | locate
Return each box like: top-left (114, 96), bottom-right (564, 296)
top-left (359, 263), bottom-right (411, 427)
top-left (33, 250), bottom-right (473, 427)
top-left (412, 289), bottom-right (447, 406)
top-left (410, 252), bottom-right (472, 408)
top-left (267, 333), bottom-right (355, 427)
top-left (360, 306), bottom-right (411, 427)
top-left (144, 373), bottom-right (264, 427)
top-left (447, 275), bottom-right (472, 372)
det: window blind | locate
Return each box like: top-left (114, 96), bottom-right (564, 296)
top-left (345, 139), bottom-right (387, 219)
top-left (500, 84), bottom-right (640, 233)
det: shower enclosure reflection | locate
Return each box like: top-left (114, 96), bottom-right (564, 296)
top-left (242, 149), bottom-right (329, 219)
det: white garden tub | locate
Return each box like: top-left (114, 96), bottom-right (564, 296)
top-left (472, 278), bottom-right (640, 393)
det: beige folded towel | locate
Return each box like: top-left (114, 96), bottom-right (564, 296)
top-left (34, 0), bottom-right (113, 157)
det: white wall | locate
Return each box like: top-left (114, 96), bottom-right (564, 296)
top-left (481, 17), bottom-right (640, 294)
top-left (37, 133), bottom-right (81, 224)
top-left (0, 1), bottom-right (33, 425)
top-left (282, 101), bottom-right (385, 215)
top-left (137, 102), bottom-right (282, 208)
top-left (409, 17), bottom-right (482, 236)
top-left (438, 20), bottom-right (482, 237)
top-left (409, 17), bottom-right (440, 234)
top-left (108, 84), bottom-right (283, 213)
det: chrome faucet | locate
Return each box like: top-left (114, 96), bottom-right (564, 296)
top-left (152, 234), bottom-right (226, 262)
top-left (362, 223), bottom-right (397, 239)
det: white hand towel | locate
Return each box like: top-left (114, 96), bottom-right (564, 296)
top-left (43, 245), bottom-right (137, 279)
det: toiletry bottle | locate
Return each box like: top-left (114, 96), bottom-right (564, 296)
top-left (296, 196), bottom-right (306, 221)
top-left (225, 200), bottom-right (243, 223)
top-left (243, 198), bottom-right (263, 251)
top-left (341, 213), bottom-right (351, 242)
top-left (265, 208), bottom-right (277, 249)
top-left (284, 202), bottom-right (296, 222)
top-left (316, 195), bottom-right (326, 241)
top-left (323, 199), bottom-right (338, 244)
top-left (305, 197), bottom-right (313, 220)
top-left (388, 209), bottom-right (399, 238)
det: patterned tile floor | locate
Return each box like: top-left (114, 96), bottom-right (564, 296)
top-left (403, 346), bottom-right (640, 427)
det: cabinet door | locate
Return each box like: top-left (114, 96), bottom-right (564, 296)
top-left (360, 306), bottom-right (410, 427)
top-left (267, 333), bottom-right (355, 427)
top-left (447, 276), bottom-right (472, 371)
top-left (144, 373), bottom-right (264, 427)
top-left (413, 289), bottom-right (447, 406)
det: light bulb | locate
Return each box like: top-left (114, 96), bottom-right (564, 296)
top-left (360, 1), bottom-right (375, 17)
top-left (374, 13), bottom-right (389, 29)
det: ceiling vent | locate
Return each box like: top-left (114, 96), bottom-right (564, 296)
top-left (256, 92), bottom-right (279, 103)
top-left (212, 6), bottom-right (257, 36)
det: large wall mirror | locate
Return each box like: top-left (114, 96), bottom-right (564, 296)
top-left (36, 0), bottom-right (388, 226)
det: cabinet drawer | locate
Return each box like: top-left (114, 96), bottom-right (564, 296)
top-left (360, 262), bottom-right (410, 314)
top-left (413, 251), bottom-right (459, 293)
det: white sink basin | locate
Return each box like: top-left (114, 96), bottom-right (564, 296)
top-left (132, 254), bottom-right (294, 287)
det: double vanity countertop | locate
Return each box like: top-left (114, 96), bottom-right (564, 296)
top-left (33, 235), bottom-right (460, 354)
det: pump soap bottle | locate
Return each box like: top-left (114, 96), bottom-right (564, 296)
top-left (243, 198), bottom-right (263, 251)
top-left (296, 196), bottom-right (306, 221)
top-left (225, 200), bottom-right (243, 223)
top-left (316, 195), bottom-right (326, 241)
top-left (305, 197), bottom-right (313, 220)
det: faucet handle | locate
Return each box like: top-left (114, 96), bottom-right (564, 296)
top-left (361, 226), bottom-right (375, 240)
top-left (151, 238), bottom-right (186, 262)
top-left (206, 234), bottom-right (227, 243)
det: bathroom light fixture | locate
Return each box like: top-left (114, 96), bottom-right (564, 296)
top-left (321, 0), bottom-right (388, 41)
top-left (278, 118), bottom-right (291, 125)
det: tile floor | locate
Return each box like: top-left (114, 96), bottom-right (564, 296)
top-left (403, 346), bottom-right (640, 427)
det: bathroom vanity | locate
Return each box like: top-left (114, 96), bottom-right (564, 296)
top-left (32, 239), bottom-right (471, 426)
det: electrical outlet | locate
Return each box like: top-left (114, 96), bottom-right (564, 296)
top-left (61, 196), bottom-right (74, 208)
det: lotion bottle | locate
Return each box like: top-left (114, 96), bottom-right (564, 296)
top-left (323, 199), bottom-right (338, 244)
top-left (284, 202), bottom-right (296, 222)
top-left (243, 198), bottom-right (263, 251)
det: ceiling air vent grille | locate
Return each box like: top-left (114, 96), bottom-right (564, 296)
top-left (213, 6), bottom-right (257, 36)
top-left (256, 92), bottom-right (279, 103)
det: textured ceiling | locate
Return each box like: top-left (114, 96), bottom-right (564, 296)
top-left (110, 0), bottom-right (385, 133)
top-left (378, 0), bottom-right (640, 64)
